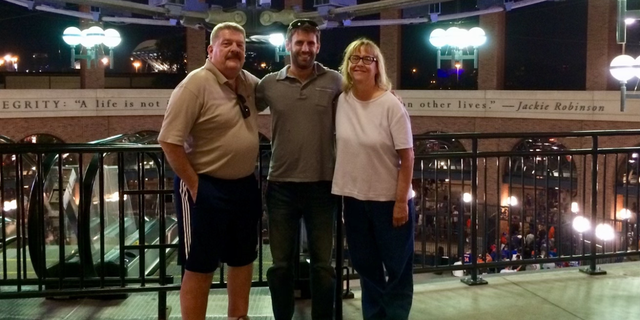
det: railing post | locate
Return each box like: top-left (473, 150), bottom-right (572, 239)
top-left (461, 138), bottom-right (488, 286)
top-left (158, 153), bottom-right (170, 320)
top-left (580, 135), bottom-right (606, 275)
top-left (158, 291), bottom-right (167, 320)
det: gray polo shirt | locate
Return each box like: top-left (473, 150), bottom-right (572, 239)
top-left (256, 62), bottom-right (342, 182)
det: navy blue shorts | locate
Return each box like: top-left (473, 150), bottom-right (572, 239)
top-left (175, 174), bottom-right (261, 273)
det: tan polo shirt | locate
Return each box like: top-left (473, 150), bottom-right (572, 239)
top-left (158, 60), bottom-right (260, 180)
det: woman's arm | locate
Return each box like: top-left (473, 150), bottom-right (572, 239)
top-left (393, 147), bottom-right (414, 227)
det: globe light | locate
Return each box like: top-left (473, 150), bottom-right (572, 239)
top-left (468, 27), bottom-right (487, 47)
top-left (428, 28), bottom-right (447, 48)
top-left (86, 26), bottom-right (105, 47)
top-left (506, 196), bottom-right (518, 206)
top-left (62, 27), bottom-right (82, 46)
top-left (429, 26), bottom-right (485, 71)
top-left (463, 192), bottom-right (472, 203)
top-left (609, 54), bottom-right (636, 82)
top-left (445, 27), bottom-right (463, 48)
top-left (268, 33), bottom-right (285, 47)
top-left (572, 216), bottom-right (591, 233)
top-left (595, 223), bottom-right (614, 241)
top-left (619, 208), bottom-right (633, 220)
top-left (103, 29), bottom-right (121, 48)
top-left (633, 56), bottom-right (640, 80)
top-left (454, 28), bottom-right (470, 48)
top-left (80, 28), bottom-right (95, 48)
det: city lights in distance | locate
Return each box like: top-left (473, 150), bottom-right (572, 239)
top-left (571, 201), bottom-right (579, 213)
top-left (595, 223), bottom-right (614, 241)
top-left (1, 54), bottom-right (19, 71)
top-left (619, 208), bottom-right (633, 220)
top-left (503, 196), bottom-right (518, 206)
top-left (132, 61), bottom-right (141, 73)
top-left (572, 216), bottom-right (590, 233)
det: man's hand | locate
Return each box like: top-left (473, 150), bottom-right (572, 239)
top-left (393, 201), bottom-right (409, 227)
top-left (159, 141), bottom-right (200, 203)
top-left (187, 182), bottom-right (198, 202)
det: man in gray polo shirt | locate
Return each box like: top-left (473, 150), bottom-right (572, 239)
top-left (255, 19), bottom-right (342, 320)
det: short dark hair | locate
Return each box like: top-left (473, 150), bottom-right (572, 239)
top-left (286, 19), bottom-right (320, 42)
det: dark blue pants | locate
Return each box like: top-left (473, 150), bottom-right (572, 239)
top-left (174, 174), bottom-right (261, 273)
top-left (266, 181), bottom-right (337, 320)
top-left (343, 197), bottom-right (415, 320)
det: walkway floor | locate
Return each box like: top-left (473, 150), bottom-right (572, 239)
top-left (2, 260), bottom-right (640, 319)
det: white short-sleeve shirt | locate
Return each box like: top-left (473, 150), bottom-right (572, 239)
top-left (331, 91), bottom-right (413, 201)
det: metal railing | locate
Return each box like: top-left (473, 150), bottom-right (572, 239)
top-left (2, 130), bottom-right (640, 319)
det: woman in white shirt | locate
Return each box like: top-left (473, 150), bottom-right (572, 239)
top-left (332, 38), bottom-right (415, 320)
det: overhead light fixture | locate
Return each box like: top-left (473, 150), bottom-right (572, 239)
top-left (62, 26), bottom-right (121, 70)
top-left (428, 27), bottom-right (486, 69)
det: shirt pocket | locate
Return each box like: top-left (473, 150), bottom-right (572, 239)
top-left (315, 87), bottom-right (335, 108)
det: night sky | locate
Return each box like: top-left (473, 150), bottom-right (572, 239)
top-left (0, 0), bottom-right (602, 90)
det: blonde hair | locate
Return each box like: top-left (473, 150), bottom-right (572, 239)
top-left (339, 38), bottom-right (392, 93)
top-left (210, 22), bottom-right (246, 43)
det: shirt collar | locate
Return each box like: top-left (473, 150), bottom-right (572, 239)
top-left (276, 62), bottom-right (327, 81)
top-left (204, 59), bottom-right (247, 86)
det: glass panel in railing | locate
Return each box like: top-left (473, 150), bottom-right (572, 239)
top-left (89, 153), bottom-right (137, 266)
top-left (41, 162), bottom-right (81, 271)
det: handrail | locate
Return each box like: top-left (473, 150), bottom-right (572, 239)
top-left (24, 134), bottom-right (166, 282)
top-left (414, 129), bottom-right (640, 140)
top-left (5, 129), bottom-right (640, 320)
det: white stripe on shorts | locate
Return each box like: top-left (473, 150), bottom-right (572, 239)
top-left (179, 180), bottom-right (192, 259)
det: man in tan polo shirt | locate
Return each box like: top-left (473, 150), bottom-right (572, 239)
top-left (158, 22), bottom-right (260, 320)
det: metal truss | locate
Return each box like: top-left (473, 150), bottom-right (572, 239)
top-left (2, 0), bottom-right (550, 31)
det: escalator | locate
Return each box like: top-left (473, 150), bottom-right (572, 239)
top-left (85, 132), bottom-right (178, 279)
top-left (26, 133), bottom-right (178, 287)
top-left (1, 136), bottom-right (22, 273)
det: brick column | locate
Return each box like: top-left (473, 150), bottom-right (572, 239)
top-left (380, 9), bottom-right (402, 89)
top-left (478, 11), bottom-right (505, 90)
top-left (79, 6), bottom-right (105, 89)
top-left (586, 0), bottom-right (619, 91)
top-left (186, 27), bottom-right (206, 73)
top-left (284, 0), bottom-right (303, 9)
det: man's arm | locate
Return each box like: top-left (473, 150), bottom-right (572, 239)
top-left (255, 78), bottom-right (269, 112)
top-left (393, 147), bottom-right (414, 227)
top-left (160, 141), bottom-right (199, 201)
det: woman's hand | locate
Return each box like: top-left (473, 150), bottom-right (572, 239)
top-left (393, 201), bottom-right (409, 227)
